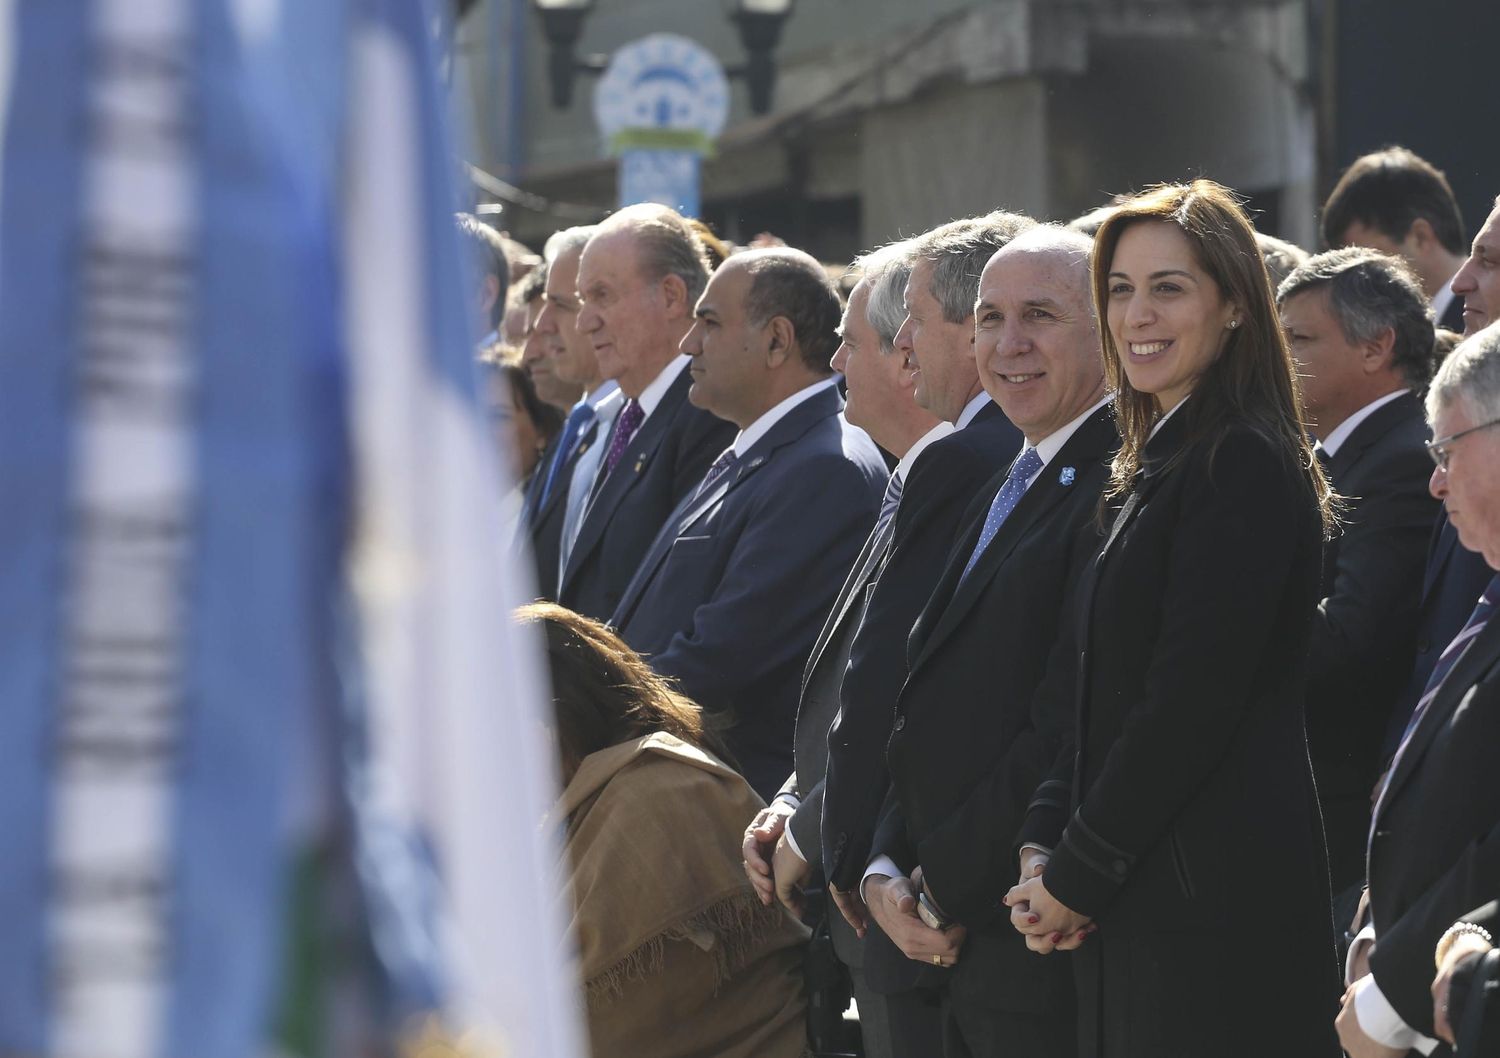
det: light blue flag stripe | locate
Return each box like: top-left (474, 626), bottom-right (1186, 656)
top-left (166, 0), bottom-right (346, 1053)
top-left (0, 3), bottom-right (92, 1053)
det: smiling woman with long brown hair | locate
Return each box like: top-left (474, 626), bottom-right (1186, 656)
top-left (1008, 181), bottom-right (1342, 1057)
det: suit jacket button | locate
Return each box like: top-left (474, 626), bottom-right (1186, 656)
top-left (893, 716), bottom-right (906, 732)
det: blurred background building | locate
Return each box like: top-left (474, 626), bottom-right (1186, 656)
top-left (450, 0), bottom-right (1500, 263)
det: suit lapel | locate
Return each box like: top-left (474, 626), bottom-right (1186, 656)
top-left (1326, 391), bottom-right (1420, 482)
top-left (613, 384), bottom-right (842, 626)
top-left (533, 416), bottom-right (603, 527)
top-left (802, 515), bottom-right (895, 693)
top-left (560, 372), bottom-right (689, 593)
top-left (910, 407), bottom-right (1115, 674)
top-left (1380, 615), bottom-right (1500, 812)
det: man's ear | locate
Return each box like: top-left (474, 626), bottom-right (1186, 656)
top-left (1362, 324), bottom-right (1398, 374)
top-left (481, 274), bottom-right (501, 318)
top-left (660, 273), bottom-right (692, 319)
top-left (765, 315), bottom-right (795, 368)
top-left (1406, 217), bottom-right (1437, 252)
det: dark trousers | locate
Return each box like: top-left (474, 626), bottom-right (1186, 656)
top-left (830, 904), bottom-right (944, 1058)
top-left (941, 993), bottom-right (1075, 1058)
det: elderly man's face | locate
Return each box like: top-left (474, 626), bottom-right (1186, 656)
top-left (893, 257), bottom-right (980, 422)
top-left (1452, 204), bottom-right (1500, 337)
top-left (1430, 395), bottom-right (1500, 569)
top-left (575, 227), bottom-right (676, 397)
top-left (832, 281), bottom-right (906, 432)
top-left (974, 246), bottom-right (1106, 445)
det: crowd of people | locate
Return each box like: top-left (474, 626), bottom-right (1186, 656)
top-left (466, 145), bottom-right (1500, 1058)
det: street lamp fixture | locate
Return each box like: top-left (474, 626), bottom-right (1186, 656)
top-left (531, 0), bottom-right (796, 116)
top-left (532, 0), bottom-right (601, 109)
top-left (725, 0), bottom-right (795, 117)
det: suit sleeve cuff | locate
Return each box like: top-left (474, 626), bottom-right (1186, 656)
top-left (861, 855), bottom-right (902, 904)
top-left (1040, 810), bottom-right (1137, 919)
top-left (1017, 779), bottom-right (1071, 851)
top-left (782, 819), bottom-right (808, 863)
top-left (1354, 974), bottom-right (1438, 1054)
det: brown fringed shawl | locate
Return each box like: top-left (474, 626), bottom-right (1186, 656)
top-left (554, 733), bottom-right (810, 1058)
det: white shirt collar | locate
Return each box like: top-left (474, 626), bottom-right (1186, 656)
top-left (1318, 388), bottom-right (1409, 457)
top-left (732, 378), bottom-right (839, 458)
top-left (637, 354), bottom-right (691, 418)
top-left (1022, 394), bottom-right (1113, 485)
top-left (894, 420), bottom-right (956, 483)
top-left (955, 391), bottom-right (994, 430)
top-left (1432, 273), bottom-right (1459, 328)
top-left (582, 378), bottom-right (620, 409)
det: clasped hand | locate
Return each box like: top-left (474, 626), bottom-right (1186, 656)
top-left (1004, 852), bottom-right (1094, 953)
top-left (864, 867), bottom-right (966, 968)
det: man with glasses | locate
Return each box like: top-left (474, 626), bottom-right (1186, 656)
top-left (1337, 321), bottom-right (1500, 1058)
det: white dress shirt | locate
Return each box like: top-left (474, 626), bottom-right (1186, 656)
top-left (862, 393), bottom-right (1113, 895)
top-left (638, 353), bottom-right (691, 421)
top-left (1317, 388), bottom-right (1410, 458)
top-left (955, 391), bottom-right (994, 430)
top-left (557, 381), bottom-right (623, 577)
top-left (1431, 278), bottom-right (1458, 332)
top-left (731, 377), bottom-right (839, 458)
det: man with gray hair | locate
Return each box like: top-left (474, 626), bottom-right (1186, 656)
top-left (849, 225), bottom-right (1115, 1057)
top-left (745, 235), bottom-right (1014, 1056)
top-left (558, 204), bottom-right (735, 621)
top-left (1336, 321), bottom-right (1500, 1058)
top-left (1278, 247), bottom-right (1440, 897)
top-left (893, 212), bottom-right (1034, 458)
top-left (517, 224), bottom-right (623, 598)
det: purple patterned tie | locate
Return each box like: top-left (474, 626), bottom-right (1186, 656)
top-left (600, 398), bottom-right (644, 478)
top-left (693, 448), bottom-right (738, 501)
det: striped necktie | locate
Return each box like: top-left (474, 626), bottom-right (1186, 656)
top-left (1372, 574), bottom-right (1500, 829)
top-left (875, 471), bottom-right (903, 535)
top-left (693, 448), bottom-right (738, 502)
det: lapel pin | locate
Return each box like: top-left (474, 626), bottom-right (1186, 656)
top-left (634, 455), bottom-right (645, 473)
top-left (1059, 466), bottom-right (1076, 486)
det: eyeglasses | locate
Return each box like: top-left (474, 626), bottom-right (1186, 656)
top-left (1425, 418), bottom-right (1500, 471)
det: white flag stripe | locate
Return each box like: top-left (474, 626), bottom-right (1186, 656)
top-left (51, 0), bottom-right (196, 1053)
top-left (343, 22), bottom-right (583, 1056)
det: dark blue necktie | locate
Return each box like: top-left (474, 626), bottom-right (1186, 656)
top-left (693, 448), bottom-right (738, 501)
top-left (536, 400), bottom-right (595, 513)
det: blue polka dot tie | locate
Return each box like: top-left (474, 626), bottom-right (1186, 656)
top-left (959, 447), bottom-right (1044, 583)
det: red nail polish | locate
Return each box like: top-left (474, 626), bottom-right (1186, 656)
top-left (1049, 932), bottom-right (1062, 943)
top-left (1027, 914), bottom-right (1039, 925)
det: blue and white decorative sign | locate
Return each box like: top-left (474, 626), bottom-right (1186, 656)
top-left (593, 34), bottom-right (730, 216)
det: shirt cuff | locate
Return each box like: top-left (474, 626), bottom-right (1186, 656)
top-left (1020, 842), bottom-right (1053, 858)
top-left (774, 791), bottom-right (800, 809)
top-left (1353, 974), bottom-right (1438, 1054)
top-left (860, 855), bottom-right (902, 903)
top-left (1345, 923), bottom-right (1375, 986)
top-left (781, 820), bottom-right (807, 863)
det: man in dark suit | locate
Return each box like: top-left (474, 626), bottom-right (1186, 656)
top-left (517, 225), bottom-right (623, 599)
top-left (611, 248), bottom-right (887, 800)
top-left (743, 232), bottom-right (1013, 1057)
top-left (817, 212), bottom-right (1036, 894)
top-left (1324, 147), bottom-right (1470, 333)
top-left (1381, 198), bottom-right (1500, 783)
top-left (1277, 247), bottom-right (1440, 895)
top-left (1337, 323), bottom-right (1500, 1058)
top-left (849, 226), bottom-right (1114, 1057)
top-left (557, 205), bottom-right (735, 622)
